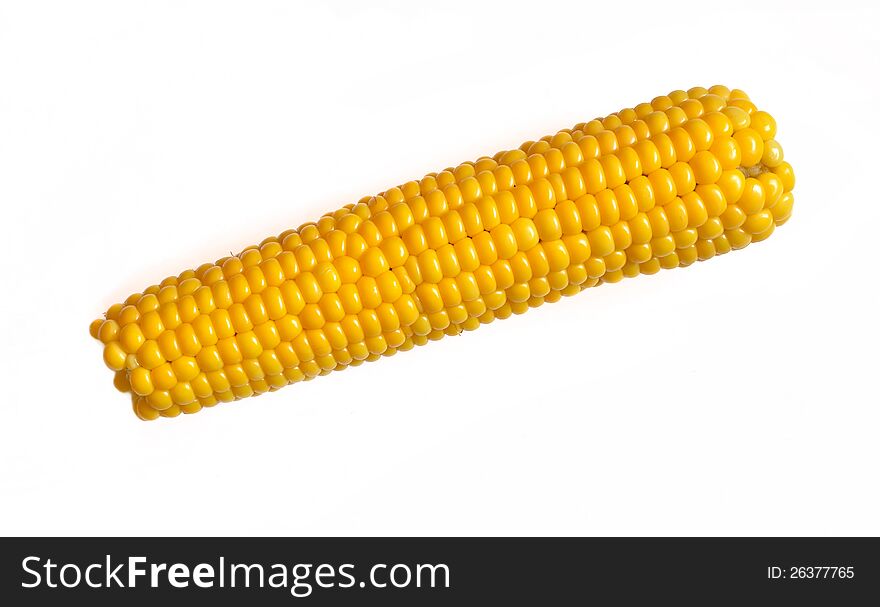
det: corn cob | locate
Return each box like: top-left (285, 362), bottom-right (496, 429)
top-left (90, 85), bottom-right (795, 421)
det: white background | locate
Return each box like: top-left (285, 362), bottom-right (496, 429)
top-left (1, 0), bottom-right (878, 536)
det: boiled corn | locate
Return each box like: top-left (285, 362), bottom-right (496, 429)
top-left (90, 85), bottom-right (795, 421)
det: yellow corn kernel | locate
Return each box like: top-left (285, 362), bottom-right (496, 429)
top-left (91, 85), bottom-right (794, 420)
